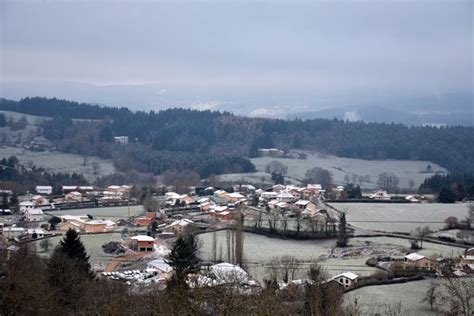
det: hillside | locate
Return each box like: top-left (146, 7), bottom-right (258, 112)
top-left (0, 97), bottom-right (473, 178)
top-left (251, 151), bottom-right (447, 189)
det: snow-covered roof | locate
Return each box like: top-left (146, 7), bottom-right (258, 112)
top-left (2, 227), bottom-right (26, 232)
top-left (27, 228), bottom-right (45, 234)
top-left (26, 208), bottom-right (44, 215)
top-left (210, 262), bottom-right (248, 283)
top-left (228, 192), bottom-right (245, 199)
top-left (307, 184), bottom-right (322, 190)
top-left (277, 191), bottom-right (294, 198)
top-left (405, 253), bottom-right (426, 261)
top-left (130, 235), bottom-right (155, 242)
top-left (62, 186), bottom-right (77, 190)
top-left (166, 219), bottom-right (194, 228)
top-left (261, 192), bottom-right (278, 197)
top-left (276, 202), bottom-right (289, 208)
top-left (79, 186), bottom-right (94, 190)
top-left (147, 259), bottom-right (173, 273)
top-left (197, 197), bottom-right (210, 204)
top-left (295, 200), bottom-right (311, 206)
top-left (60, 215), bottom-right (88, 221)
top-left (210, 206), bottom-right (228, 212)
top-left (333, 271), bottom-right (358, 280)
top-left (19, 201), bottom-right (35, 206)
top-left (36, 186), bottom-right (52, 190)
top-left (453, 270), bottom-right (466, 277)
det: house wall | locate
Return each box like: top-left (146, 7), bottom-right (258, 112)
top-left (137, 240), bottom-right (154, 252)
top-left (406, 258), bottom-right (436, 269)
top-left (84, 224), bottom-right (107, 233)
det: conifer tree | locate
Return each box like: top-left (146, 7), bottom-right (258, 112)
top-left (49, 228), bottom-right (93, 281)
top-left (165, 233), bottom-right (200, 285)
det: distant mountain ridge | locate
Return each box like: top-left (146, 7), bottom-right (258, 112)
top-left (288, 93), bottom-right (473, 126)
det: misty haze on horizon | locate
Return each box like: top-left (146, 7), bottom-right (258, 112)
top-left (1, 0), bottom-right (472, 125)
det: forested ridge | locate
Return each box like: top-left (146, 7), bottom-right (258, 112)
top-left (1, 97), bottom-right (473, 176)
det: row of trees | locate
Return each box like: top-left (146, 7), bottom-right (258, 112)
top-left (420, 173), bottom-right (474, 203)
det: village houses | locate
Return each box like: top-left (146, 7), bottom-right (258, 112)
top-left (404, 253), bottom-right (436, 270)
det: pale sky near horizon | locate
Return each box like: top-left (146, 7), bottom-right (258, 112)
top-left (0, 0), bottom-right (472, 113)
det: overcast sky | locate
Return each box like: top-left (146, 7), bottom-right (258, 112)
top-left (0, 0), bottom-right (472, 114)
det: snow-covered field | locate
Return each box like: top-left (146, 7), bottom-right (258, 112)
top-left (32, 232), bottom-right (124, 269)
top-left (49, 205), bottom-right (145, 220)
top-left (216, 171), bottom-right (301, 185)
top-left (0, 110), bottom-right (51, 124)
top-left (198, 231), bottom-right (380, 280)
top-left (351, 236), bottom-right (465, 258)
top-left (344, 279), bottom-right (452, 315)
top-left (0, 146), bottom-right (116, 181)
top-left (198, 231), bottom-right (466, 282)
top-left (329, 202), bottom-right (471, 233)
top-left (251, 151), bottom-right (447, 189)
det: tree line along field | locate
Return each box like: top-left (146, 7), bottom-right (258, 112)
top-left (250, 151), bottom-right (447, 189)
top-left (328, 202), bottom-right (471, 233)
top-left (0, 146), bottom-right (116, 182)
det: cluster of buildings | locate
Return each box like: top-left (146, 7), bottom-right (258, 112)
top-left (57, 215), bottom-right (117, 233)
top-left (404, 249), bottom-right (474, 276)
top-left (15, 184), bottom-right (134, 212)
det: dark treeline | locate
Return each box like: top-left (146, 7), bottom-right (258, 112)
top-left (419, 173), bottom-right (474, 203)
top-left (1, 97), bottom-right (473, 175)
top-left (0, 156), bottom-right (89, 195)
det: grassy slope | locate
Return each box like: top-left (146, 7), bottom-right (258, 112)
top-left (0, 146), bottom-right (116, 182)
top-left (251, 151), bottom-right (447, 189)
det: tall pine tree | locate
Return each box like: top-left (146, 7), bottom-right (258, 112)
top-left (165, 233), bottom-right (200, 286)
top-left (48, 228), bottom-right (94, 283)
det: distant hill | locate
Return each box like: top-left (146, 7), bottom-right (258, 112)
top-left (288, 93), bottom-right (474, 126)
top-left (0, 97), bottom-right (473, 176)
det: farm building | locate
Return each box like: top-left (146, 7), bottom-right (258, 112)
top-left (130, 235), bottom-right (155, 252)
top-left (24, 208), bottom-right (44, 222)
top-left (36, 186), bottom-right (53, 195)
top-left (459, 248), bottom-right (474, 269)
top-left (331, 272), bottom-right (359, 289)
top-left (1, 227), bottom-right (26, 238)
top-left (19, 201), bottom-right (35, 213)
top-left (404, 253), bottom-right (436, 270)
top-left (163, 219), bottom-right (194, 235)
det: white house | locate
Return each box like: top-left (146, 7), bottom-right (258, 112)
top-left (27, 228), bottom-right (46, 238)
top-left (1, 227), bottom-right (26, 238)
top-left (114, 136), bottom-right (129, 144)
top-left (276, 190), bottom-right (295, 202)
top-left (294, 200), bottom-right (317, 211)
top-left (163, 219), bottom-right (194, 235)
top-left (24, 208), bottom-right (44, 222)
top-left (405, 195), bottom-right (420, 203)
top-left (36, 186), bottom-right (53, 195)
top-left (331, 272), bottom-right (358, 289)
top-left (19, 201), bottom-right (35, 213)
top-left (370, 190), bottom-right (390, 200)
